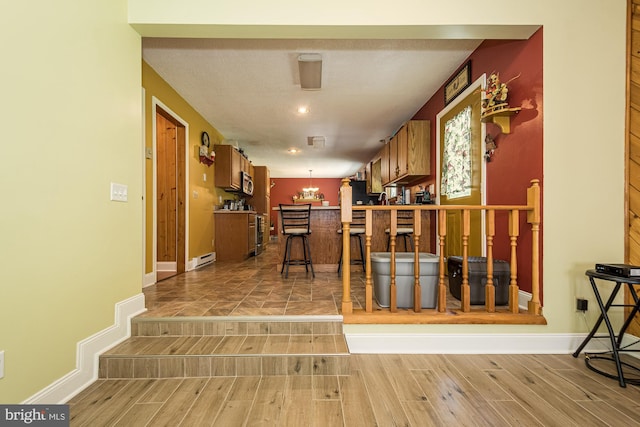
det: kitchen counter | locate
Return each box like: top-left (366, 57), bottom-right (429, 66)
top-left (271, 205), bottom-right (340, 210)
top-left (214, 210), bottom-right (258, 261)
top-left (215, 209), bottom-right (257, 214)
top-left (272, 205), bottom-right (432, 272)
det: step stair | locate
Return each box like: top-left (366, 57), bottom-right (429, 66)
top-left (99, 317), bottom-right (350, 379)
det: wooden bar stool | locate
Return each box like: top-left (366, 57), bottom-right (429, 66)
top-left (279, 204), bottom-right (314, 278)
top-left (385, 210), bottom-right (414, 251)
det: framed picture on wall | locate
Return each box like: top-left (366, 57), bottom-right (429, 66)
top-left (444, 61), bottom-right (471, 105)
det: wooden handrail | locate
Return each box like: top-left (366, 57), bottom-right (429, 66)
top-left (339, 179), bottom-right (543, 322)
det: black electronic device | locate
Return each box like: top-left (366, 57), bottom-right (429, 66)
top-left (595, 263), bottom-right (640, 277)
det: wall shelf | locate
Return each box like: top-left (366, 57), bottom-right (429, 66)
top-left (481, 106), bottom-right (521, 134)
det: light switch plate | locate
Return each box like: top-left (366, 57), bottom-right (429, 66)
top-left (110, 183), bottom-right (128, 202)
top-left (145, 147), bottom-right (153, 159)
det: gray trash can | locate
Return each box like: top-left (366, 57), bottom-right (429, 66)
top-left (371, 252), bottom-right (439, 308)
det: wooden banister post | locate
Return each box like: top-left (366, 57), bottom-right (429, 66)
top-left (527, 179), bottom-right (541, 315)
top-left (390, 209), bottom-right (398, 313)
top-left (461, 209), bottom-right (471, 313)
top-left (485, 209), bottom-right (496, 313)
top-left (413, 208), bottom-right (422, 313)
top-left (340, 178), bottom-right (353, 314)
top-left (438, 209), bottom-right (447, 312)
top-left (508, 209), bottom-right (520, 314)
top-left (365, 209), bottom-right (373, 313)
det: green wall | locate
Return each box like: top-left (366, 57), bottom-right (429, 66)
top-left (0, 0), bottom-right (142, 402)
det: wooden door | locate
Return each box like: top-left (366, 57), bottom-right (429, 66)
top-left (156, 113), bottom-right (177, 265)
top-left (156, 107), bottom-right (186, 278)
top-left (627, 1), bottom-right (640, 336)
top-left (439, 88), bottom-right (484, 258)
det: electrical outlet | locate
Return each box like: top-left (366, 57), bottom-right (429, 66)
top-left (0, 350), bottom-right (5, 379)
top-left (576, 298), bottom-right (588, 312)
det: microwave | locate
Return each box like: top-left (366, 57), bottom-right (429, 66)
top-left (241, 171), bottom-right (254, 196)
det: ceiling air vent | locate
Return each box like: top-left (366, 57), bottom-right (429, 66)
top-left (307, 136), bottom-right (325, 149)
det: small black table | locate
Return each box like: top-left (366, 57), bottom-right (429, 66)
top-left (572, 270), bottom-right (640, 387)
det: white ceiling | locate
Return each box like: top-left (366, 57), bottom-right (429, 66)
top-left (142, 38), bottom-right (483, 178)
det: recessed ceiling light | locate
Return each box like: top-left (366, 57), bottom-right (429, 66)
top-left (297, 106), bottom-right (309, 114)
top-left (287, 148), bottom-right (299, 154)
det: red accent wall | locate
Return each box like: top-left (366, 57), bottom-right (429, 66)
top-left (268, 178), bottom-right (342, 234)
top-left (413, 28), bottom-right (544, 300)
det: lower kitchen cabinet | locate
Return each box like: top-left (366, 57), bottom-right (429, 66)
top-left (214, 211), bottom-right (257, 261)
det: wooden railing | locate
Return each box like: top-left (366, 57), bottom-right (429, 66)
top-left (339, 179), bottom-right (545, 325)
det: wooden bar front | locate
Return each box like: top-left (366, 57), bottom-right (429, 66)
top-left (273, 206), bottom-right (432, 272)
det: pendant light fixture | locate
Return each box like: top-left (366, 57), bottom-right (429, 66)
top-left (302, 169), bottom-right (319, 199)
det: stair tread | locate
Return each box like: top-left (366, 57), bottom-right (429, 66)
top-left (101, 318), bottom-right (350, 378)
top-left (103, 334), bottom-right (349, 357)
top-left (131, 318), bottom-right (344, 337)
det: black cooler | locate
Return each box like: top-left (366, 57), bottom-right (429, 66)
top-left (447, 256), bottom-right (510, 305)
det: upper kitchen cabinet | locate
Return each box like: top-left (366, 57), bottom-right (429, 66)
top-left (214, 144), bottom-right (242, 190)
top-left (240, 155), bottom-right (254, 177)
top-left (250, 166), bottom-right (270, 214)
top-left (380, 143), bottom-right (391, 186)
top-left (367, 153), bottom-right (383, 194)
top-left (388, 120), bottom-right (430, 185)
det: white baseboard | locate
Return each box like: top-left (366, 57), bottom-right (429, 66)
top-left (143, 272), bottom-right (156, 288)
top-left (23, 293), bottom-right (146, 404)
top-left (345, 332), bottom-right (605, 354)
top-left (519, 290), bottom-right (532, 311)
top-left (156, 261), bottom-right (176, 271)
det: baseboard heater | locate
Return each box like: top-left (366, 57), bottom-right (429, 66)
top-left (195, 252), bottom-right (215, 268)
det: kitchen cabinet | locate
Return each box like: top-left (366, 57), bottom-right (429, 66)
top-left (240, 155), bottom-right (254, 177)
top-left (380, 143), bottom-right (391, 186)
top-left (388, 120), bottom-right (430, 185)
top-left (214, 144), bottom-right (242, 190)
top-left (214, 211), bottom-right (256, 261)
top-left (368, 155), bottom-right (383, 194)
top-left (250, 166), bottom-right (271, 248)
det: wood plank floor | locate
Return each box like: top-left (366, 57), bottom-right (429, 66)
top-left (69, 353), bottom-right (640, 426)
top-left (66, 241), bottom-right (640, 425)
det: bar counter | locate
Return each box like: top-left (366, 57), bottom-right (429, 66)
top-left (272, 205), bottom-right (432, 272)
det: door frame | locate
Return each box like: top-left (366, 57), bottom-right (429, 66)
top-left (435, 74), bottom-right (487, 256)
top-left (151, 96), bottom-right (189, 280)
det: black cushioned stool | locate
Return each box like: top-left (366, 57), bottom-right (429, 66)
top-left (279, 204), bottom-right (314, 278)
top-left (385, 210), bottom-right (414, 252)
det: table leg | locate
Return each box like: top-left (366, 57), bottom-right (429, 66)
top-left (615, 284), bottom-right (640, 348)
top-left (590, 279), bottom-right (626, 387)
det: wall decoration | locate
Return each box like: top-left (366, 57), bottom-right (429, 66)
top-left (199, 131), bottom-right (215, 166)
top-left (444, 61), bottom-right (471, 105)
top-left (485, 134), bottom-right (497, 162)
top-left (480, 72), bottom-right (521, 134)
